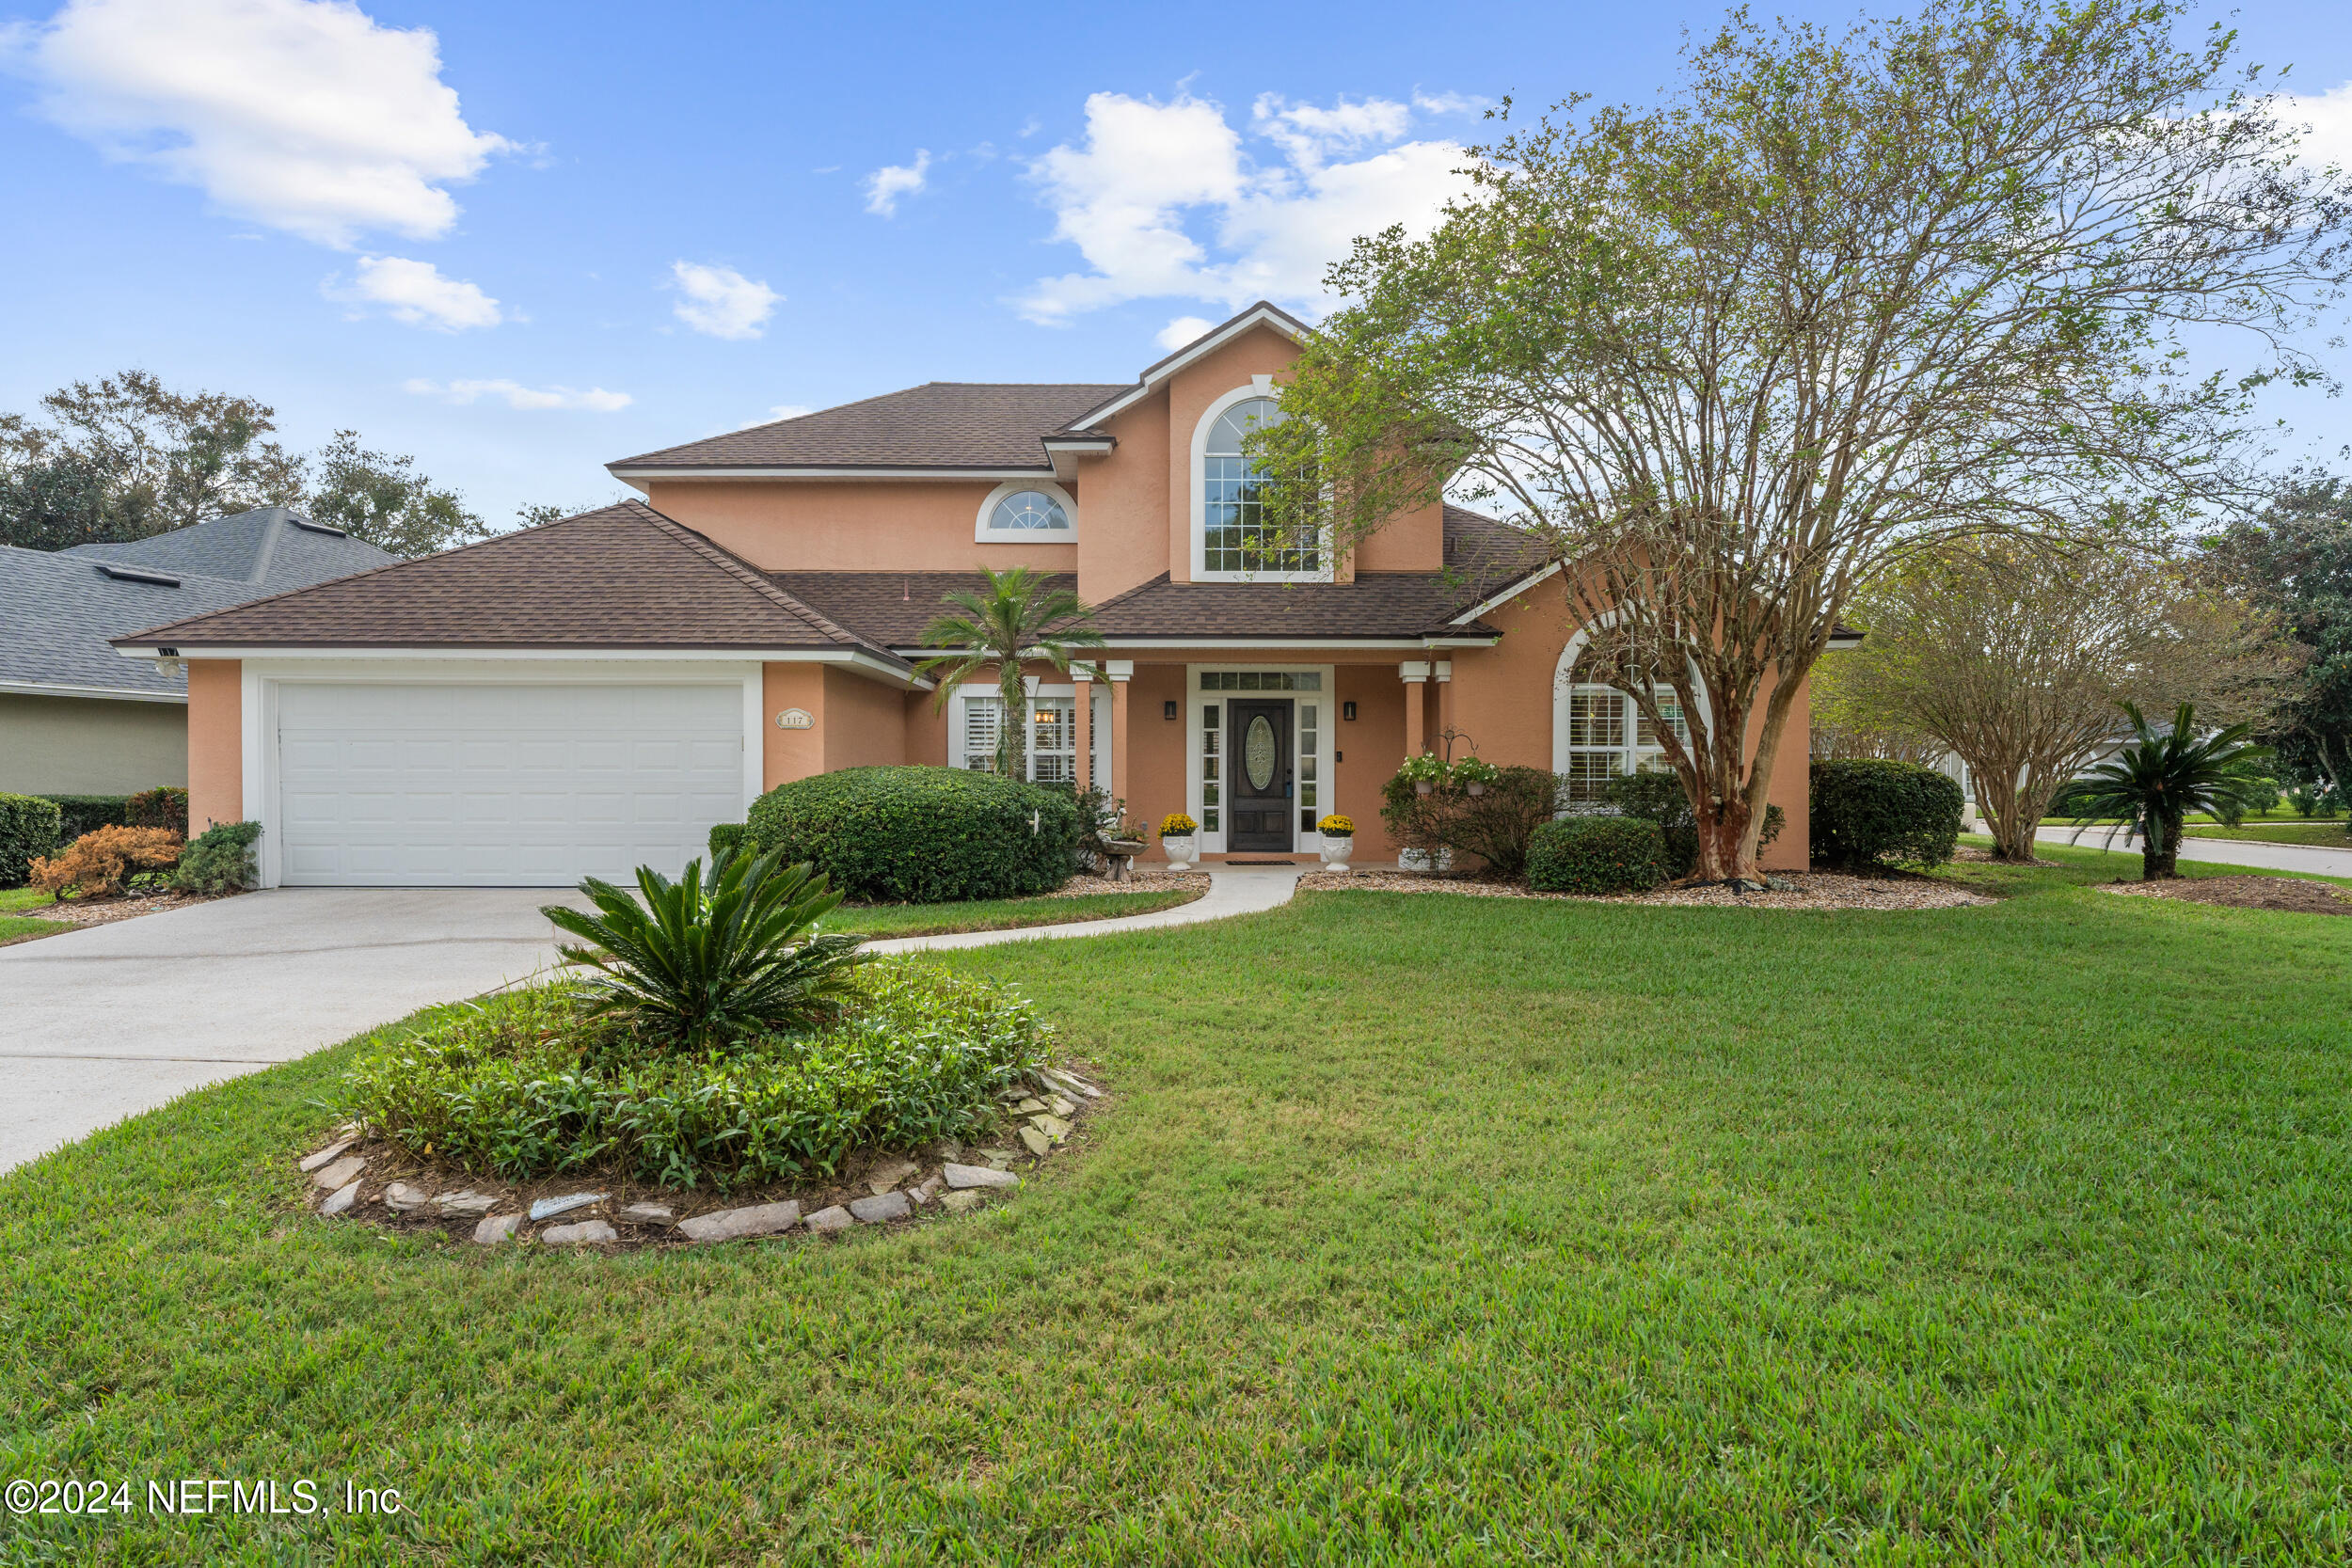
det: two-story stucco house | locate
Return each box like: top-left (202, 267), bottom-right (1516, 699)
top-left (113, 303), bottom-right (1815, 888)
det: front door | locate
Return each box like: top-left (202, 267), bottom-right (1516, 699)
top-left (1226, 700), bottom-right (1293, 852)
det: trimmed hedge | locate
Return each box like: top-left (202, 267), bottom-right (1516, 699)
top-left (0, 792), bottom-right (65, 889)
top-left (747, 766), bottom-right (1082, 904)
top-left (1809, 759), bottom-right (1964, 869)
top-left (707, 822), bottom-right (747, 862)
top-left (1527, 816), bottom-right (1671, 895)
top-left (128, 785), bottom-right (189, 836)
top-left (38, 794), bottom-right (133, 841)
top-left (172, 820), bottom-right (261, 895)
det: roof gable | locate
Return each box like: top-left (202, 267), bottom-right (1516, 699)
top-left (110, 502), bottom-right (904, 665)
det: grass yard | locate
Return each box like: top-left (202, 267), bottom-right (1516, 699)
top-left (2184, 821), bottom-right (2352, 847)
top-left (823, 885), bottom-right (1200, 939)
top-left (5, 845), bottom-right (2351, 1562)
top-left (0, 884), bottom-right (69, 945)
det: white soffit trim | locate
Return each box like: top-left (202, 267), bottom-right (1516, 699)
top-left (1072, 304), bottom-right (1310, 429)
top-left (113, 644), bottom-right (928, 687)
top-left (0, 678), bottom-right (185, 705)
top-left (607, 465), bottom-right (1053, 484)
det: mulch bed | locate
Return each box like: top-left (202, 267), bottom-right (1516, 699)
top-left (2104, 876), bottom-right (2352, 916)
top-left (8, 887), bottom-right (232, 931)
top-left (1296, 867), bottom-right (1994, 911)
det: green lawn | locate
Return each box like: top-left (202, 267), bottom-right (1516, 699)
top-left (2184, 821), bottom-right (2352, 847)
top-left (822, 885), bottom-right (1200, 939)
top-left (0, 884), bottom-right (69, 944)
top-left (6, 847), bottom-right (2351, 1561)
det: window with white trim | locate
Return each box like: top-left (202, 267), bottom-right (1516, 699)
top-left (1561, 665), bottom-right (1691, 803)
top-left (1200, 398), bottom-right (1313, 576)
top-left (956, 691), bottom-right (1100, 784)
top-left (975, 481), bottom-right (1078, 543)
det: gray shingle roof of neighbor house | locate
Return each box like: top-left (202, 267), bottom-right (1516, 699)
top-left (111, 502), bottom-right (912, 672)
top-left (609, 385), bottom-right (1133, 473)
top-left (2, 507), bottom-right (393, 701)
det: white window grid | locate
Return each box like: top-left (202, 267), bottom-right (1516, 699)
top-left (1201, 398), bottom-right (1315, 576)
top-left (958, 691), bottom-right (1100, 785)
top-left (1562, 673), bottom-right (1690, 804)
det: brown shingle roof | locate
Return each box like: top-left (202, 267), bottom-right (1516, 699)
top-left (763, 572), bottom-right (1078, 647)
top-left (111, 502), bottom-right (905, 666)
top-left (610, 384), bottom-right (1129, 472)
top-left (1081, 574), bottom-right (1502, 641)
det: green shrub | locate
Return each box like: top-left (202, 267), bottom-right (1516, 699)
top-left (37, 794), bottom-right (132, 841)
top-left (1377, 762), bottom-right (1561, 875)
top-left (542, 850), bottom-right (868, 1051)
top-left (0, 793), bottom-right (65, 888)
top-left (171, 820), bottom-right (262, 895)
top-left (340, 963), bottom-right (1050, 1190)
top-left (707, 822), bottom-right (746, 861)
top-left (1603, 770), bottom-right (1785, 877)
top-left (1809, 759), bottom-right (1964, 869)
top-left (1527, 816), bottom-right (1671, 895)
top-left (748, 766), bottom-right (1081, 903)
top-left (127, 785), bottom-right (189, 835)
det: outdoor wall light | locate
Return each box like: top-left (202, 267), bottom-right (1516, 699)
top-left (1343, 700), bottom-right (1358, 721)
top-left (1163, 700), bottom-right (1179, 720)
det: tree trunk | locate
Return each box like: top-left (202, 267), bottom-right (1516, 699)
top-left (2141, 812), bottom-right (2183, 880)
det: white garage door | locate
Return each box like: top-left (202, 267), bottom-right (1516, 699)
top-left (276, 682), bottom-right (744, 887)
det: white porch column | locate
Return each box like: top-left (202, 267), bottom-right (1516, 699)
top-left (1399, 660), bottom-right (1431, 758)
top-left (1074, 668), bottom-right (1094, 793)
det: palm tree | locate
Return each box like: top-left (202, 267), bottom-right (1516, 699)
top-left (914, 567), bottom-right (1106, 780)
top-left (2067, 703), bottom-right (2274, 879)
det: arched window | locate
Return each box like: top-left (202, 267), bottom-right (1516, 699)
top-left (1200, 397), bottom-right (1313, 576)
top-left (976, 481), bottom-right (1076, 542)
top-left (1557, 658), bottom-right (1692, 803)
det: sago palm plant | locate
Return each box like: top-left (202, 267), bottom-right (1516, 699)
top-left (2067, 703), bottom-right (2274, 880)
top-left (914, 566), bottom-right (1105, 779)
top-left (541, 847), bottom-right (870, 1050)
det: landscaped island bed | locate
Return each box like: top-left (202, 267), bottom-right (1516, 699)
top-left (5, 843), bottom-right (2349, 1561)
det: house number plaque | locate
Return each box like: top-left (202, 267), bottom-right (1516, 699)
top-left (774, 708), bottom-right (814, 730)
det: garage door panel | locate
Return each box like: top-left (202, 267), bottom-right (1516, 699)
top-left (277, 681), bottom-right (743, 887)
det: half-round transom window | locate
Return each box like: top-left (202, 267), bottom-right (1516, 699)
top-left (1202, 397), bottom-right (1313, 576)
top-left (988, 490), bottom-right (1071, 532)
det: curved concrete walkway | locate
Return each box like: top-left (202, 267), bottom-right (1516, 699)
top-left (2036, 825), bottom-right (2352, 879)
top-left (865, 864), bottom-right (1306, 954)
top-left (0, 867), bottom-right (1306, 1174)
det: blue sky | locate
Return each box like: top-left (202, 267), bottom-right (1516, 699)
top-left (2, 0), bottom-right (2349, 529)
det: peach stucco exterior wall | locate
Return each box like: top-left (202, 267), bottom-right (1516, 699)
top-left (650, 480), bottom-right (1078, 574)
top-left (186, 658), bottom-right (241, 832)
top-left (1084, 390), bottom-right (1173, 603)
top-left (762, 663), bottom-right (824, 788)
top-left (820, 667), bottom-right (906, 771)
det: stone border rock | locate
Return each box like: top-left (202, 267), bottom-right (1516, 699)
top-left (294, 1063), bottom-right (1108, 1253)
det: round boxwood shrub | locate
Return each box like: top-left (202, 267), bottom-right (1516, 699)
top-left (1527, 816), bottom-right (1671, 895)
top-left (1808, 758), bottom-right (1964, 869)
top-left (747, 766), bottom-right (1081, 904)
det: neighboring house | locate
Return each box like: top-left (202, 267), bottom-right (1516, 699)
top-left (116, 304), bottom-right (1821, 888)
top-left (2, 507), bottom-right (392, 796)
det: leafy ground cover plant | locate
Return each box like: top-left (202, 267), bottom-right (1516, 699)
top-left (27, 825), bottom-right (181, 899)
top-left (340, 963), bottom-right (1050, 1189)
top-left (170, 820), bottom-right (261, 894)
top-left (543, 848), bottom-right (868, 1052)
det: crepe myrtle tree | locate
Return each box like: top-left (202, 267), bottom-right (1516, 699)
top-left (1812, 538), bottom-right (2297, 861)
top-left (1252, 0), bottom-right (2350, 882)
top-left (915, 567), bottom-right (1107, 780)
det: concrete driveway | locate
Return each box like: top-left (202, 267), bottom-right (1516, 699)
top-left (1, 889), bottom-right (578, 1175)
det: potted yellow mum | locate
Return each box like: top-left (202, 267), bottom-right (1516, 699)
top-left (1317, 814), bottom-right (1356, 873)
top-left (1160, 812), bottom-right (1199, 872)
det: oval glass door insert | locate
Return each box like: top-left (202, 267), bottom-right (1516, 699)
top-left (1245, 715), bottom-right (1277, 790)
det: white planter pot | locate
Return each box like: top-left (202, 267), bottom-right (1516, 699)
top-left (1319, 836), bottom-right (1355, 874)
top-left (1398, 847), bottom-right (1454, 874)
top-left (1162, 836), bottom-right (1197, 872)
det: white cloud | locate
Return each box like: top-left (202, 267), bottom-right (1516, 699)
top-left (864, 150), bottom-right (930, 215)
top-left (1155, 316), bottom-right (1216, 352)
top-left (1018, 90), bottom-right (1470, 325)
top-left (4, 0), bottom-right (511, 248)
top-left (2278, 80), bottom-right (2352, 174)
top-left (327, 255), bottom-right (501, 329)
top-left (404, 378), bottom-right (629, 412)
top-left (738, 404), bottom-right (812, 430)
top-left (668, 260), bottom-right (779, 340)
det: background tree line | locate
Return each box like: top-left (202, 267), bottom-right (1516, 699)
top-left (0, 370), bottom-right (594, 559)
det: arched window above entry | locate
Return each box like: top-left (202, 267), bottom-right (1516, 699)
top-left (975, 481), bottom-right (1077, 542)
top-left (1193, 389), bottom-right (1319, 580)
